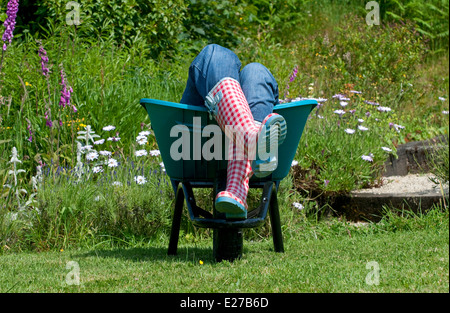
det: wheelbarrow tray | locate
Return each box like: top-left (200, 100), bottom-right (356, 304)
top-left (140, 98), bottom-right (317, 183)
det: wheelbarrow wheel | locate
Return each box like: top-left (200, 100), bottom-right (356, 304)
top-left (213, 228), bottom-right (243, 262)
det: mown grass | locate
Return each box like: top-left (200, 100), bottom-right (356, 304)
top-left (1, 205), bottom-right (448, 293)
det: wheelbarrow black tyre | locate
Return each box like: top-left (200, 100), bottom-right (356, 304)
top-left (213, 228), bottom-right (243, 262)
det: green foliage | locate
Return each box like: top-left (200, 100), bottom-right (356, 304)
top-left (383, 0), bottom-right (449, 52)
top-left (180, 0), bottom-right (247, 53)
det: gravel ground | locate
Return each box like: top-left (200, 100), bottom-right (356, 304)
top-left (353, 173), bottom-right (449, 195)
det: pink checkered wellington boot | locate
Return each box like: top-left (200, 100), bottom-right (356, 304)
top-left (205, 78), bottom-right (287, 219)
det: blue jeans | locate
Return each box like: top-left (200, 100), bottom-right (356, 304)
top-left (180, 44), bottom-right (279, 122)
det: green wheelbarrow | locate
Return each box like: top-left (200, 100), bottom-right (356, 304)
top-left (140, 98), bottom-right (317, 262)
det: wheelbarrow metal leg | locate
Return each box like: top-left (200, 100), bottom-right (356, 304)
top-left (168, 184), bottom-right (184, 256)
top-left (269, 184), bottom-right (284, 253)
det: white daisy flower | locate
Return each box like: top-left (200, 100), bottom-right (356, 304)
top-left (345, 128), bottom-right (355, 134)
top-left (381, 147), bottom-right (392, 152)
top-left (135, 149), bottom-right (148, 157)
top-left (103, 125), bottom-right (116, 131)
top-left (134, 175), bottom-right (147, 185)
top-left (106, 158), bottom-right (118, 168)
top-left (86, 151), bottom-right (99, 161)
top-left (291, 160), bottom-right (299, 167)
top-left (137, 137), bottom-right (148, 145)
top-left (377, 106), bottom-right (392, 112)
top-left (292, 202), bottom-right (304, 210)
top-left (361, 154), bottom-right (374, 162)
top-left (149, 150), bottom-right (161, 157)
top-left (94, 139), bottom-right (105, 145)
top-left (99, 150), bottom-right (112, 157)
top-left (92, 166), bottom-right (103, 173)
top-left (358, 125), bottom-right (369, 131)
top-left (139, 130), bottom-right (151, 136)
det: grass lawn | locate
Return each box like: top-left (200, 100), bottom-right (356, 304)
top-left (1, 215), bottom-right (448, 293)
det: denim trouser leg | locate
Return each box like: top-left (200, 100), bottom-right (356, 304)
top-left (180, 44), bottom-right (279, 122)
top-left (240, 62), bottom-right (279, 122)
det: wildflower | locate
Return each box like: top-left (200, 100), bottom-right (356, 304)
top-left (139, 130), bottom-right (151, 136)
top-left (289, 65), bottom-right (298, 82)
top-left (381, 147), bottom-right (392, 152)
top-left (107, 136), bottom-right (121, 142)
top-left (199, 260), bottom-right (204, 265)
top-left (361, 154), bottom-right (373, 162)
top-left (99, 150), bottom-right (112, 157)
top-left (358, 118), bottom-right (364, 123)
top-left (58, 65), bottom-right (73, 108)
top-left (324, 179), bottom-right (330, 187)
top-left (358, 125), bottom-right (369, 131)
top-left (94, 139), bottom-right (105, 145)
top-left (390, 123), bottom-right (405, 133)
top-left (365, 112), bottom-right (371, 117)
top-left (38, 44), bottom-right (50, 77)
top-left (136, 137), bottom-right (148, 145)
top-left (344, 128), bottom-right (355, 134)
top-left (160, 162), bottom-right (166, 173)
top-left (112, 181), bottom-right (122, 186)
top-left (80, 144), bottom-right (93, 152)
top-left (317, 114), bottom-right (324, 119)
top-left (292, 202), bottom-right (304, 210)
top-left (106, 158), bottom-right (118, 168)
top-left (350, 90), bottom-right (362, 94)
top-left (439, 97), bottom-right (446, 101)
top-left (340, 101), bottom-right (348, 107)
top-left (377, 106), bottom-right (392, 112)
top-left (135, 149), bottom-right (148, 157)
top-left (315, 98), bottom-right (328, 103)
top-left (332, 94), bottom-right (349, 101)
top-left (364, 100), bottom-right (379, 106)
top-left (442, 111), bottom-right (449, 115)
top-left (103, 125), bottom-right (116, 131)
top-left (1, 0), bottom-right (19, 51)
top-left (86, 151), bottom-right (99, 161)
top-left (45, 109), bottom-right (53, 128)
top-left (149, 150), bottom-right (161, 157)
top-left (134, 175), bottom-right (147, 185)
top-left (26, 118), bottom-right (33, 142)
top-left (334, 109), bottom-right (346, 116)
top-left (291, 160), bottom-right (299, 167)
top-left (92, 166), bottom-right (103, 173)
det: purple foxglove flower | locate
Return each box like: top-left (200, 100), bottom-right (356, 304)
top-left (289, 65), bottom-right (298, 82)
top-left (1, 0), bottom-right (19, 51)
top-left (38, 44), bottom-right (50, 76)
top-left (26, 118), bottom-right (33, 142)
top-left (58, 66), bottom-right (73, 108)
top-left (45, 109), bottom-right (52, 128)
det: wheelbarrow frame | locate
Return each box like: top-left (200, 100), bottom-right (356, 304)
top-left (168, 179), bottom-right (284, 258)
top-left (140, 98), bottom-right (317, 261)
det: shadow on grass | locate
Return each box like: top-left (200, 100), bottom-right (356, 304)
top-left (75, 245), bottom-right (220, 264)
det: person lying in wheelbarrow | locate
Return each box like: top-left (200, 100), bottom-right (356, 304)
top-left (180, 44), bottom-right (286, 220)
